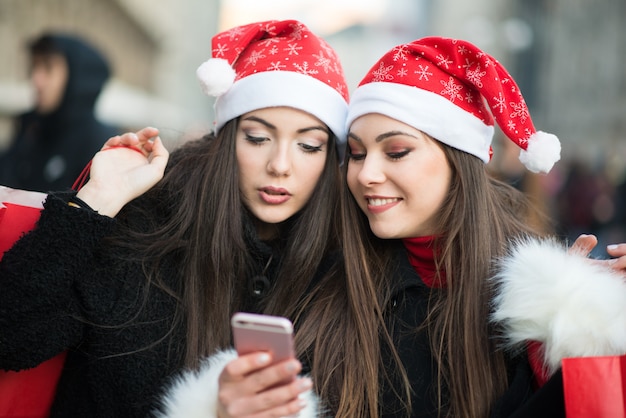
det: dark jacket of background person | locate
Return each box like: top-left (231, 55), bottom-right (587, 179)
top-left (0, 33), bottom-right (120, 192)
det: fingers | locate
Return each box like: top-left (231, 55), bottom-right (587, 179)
top-left (135, 126), bottom-right (159, 141)
top-left (146, 136), bottom-right (169, 173)
top-left (103, 127), bottom-right (160, 150)
top-left (607, 243), bottom-right (626, 258)
top-left (606, 243), bottom-right (626, 272)
top-left (569, 234), bottom-right (598, 256)
top-left (221, 378), bottom-right (311, 418)
top-left (567, 235), bottom-right (626, 277)
top-left (221, 353), bottom-right (301, 392)
top-left (218, 354), bottom-right (312, 418)
top-left (223, 352), bottom-right (274, 377)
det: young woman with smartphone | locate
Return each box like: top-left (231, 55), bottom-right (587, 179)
top-left (0, 20), bottom-right (349, 417)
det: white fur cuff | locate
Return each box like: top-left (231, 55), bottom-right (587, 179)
top-left (156, 348), bottom-right (322, 418)
top-left (157, 349), bottom-right (236, 418)
top-left (492, 237), bottom-right (626, 374)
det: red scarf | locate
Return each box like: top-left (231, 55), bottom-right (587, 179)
top-left (401, 235), bottom-right (445, 288)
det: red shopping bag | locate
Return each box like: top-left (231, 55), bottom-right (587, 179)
top-left (562, 354), bottom-right (626, 418)
top-left (0, 188), bottom-right (67, 418)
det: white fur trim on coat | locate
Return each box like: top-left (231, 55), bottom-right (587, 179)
top-left (156, 348), bottom-right (322, 418)
top-left (491, 237), bottom-right (626, 374)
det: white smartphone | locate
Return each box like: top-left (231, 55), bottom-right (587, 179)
top-left (231, 312), bottom-right (295, 364)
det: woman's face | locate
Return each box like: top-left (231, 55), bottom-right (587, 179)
top-left (346, 113), bottom-right (451, 239)
top-left (30, 53), bottom-right (68, 114)
top-left (237, 107), bottom-right (330, 232)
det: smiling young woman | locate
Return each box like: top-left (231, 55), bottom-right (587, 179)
top-left (347, 113), bottom-right (451, 239)
top-left (339, 36), bottom-right (626, 418)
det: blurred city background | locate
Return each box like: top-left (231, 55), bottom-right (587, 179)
top-left (0, 0), bottom-right (625, 255)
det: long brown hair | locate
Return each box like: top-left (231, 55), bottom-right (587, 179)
top-left (112, 117), bottom-right (344, 367)
top-left (428, 145), bottom-right (547, 417)
top-left (338, 139), bottom-right (549, 418)
top-left (294, 173), bottom-right (403, 418)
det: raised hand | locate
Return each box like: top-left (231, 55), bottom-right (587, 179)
top-left (570, 234), bottom-right (626, 276)
top-left (217, 352), bottom-right (313, 418)
top-left (75, 127), bottom-right (169, 217)
top-left (606, 243), bottom-right (626, 272)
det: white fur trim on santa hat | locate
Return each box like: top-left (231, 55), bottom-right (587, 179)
top-left (346, 82), bottom-right (494, 162)
top-left (156, 348), bottom-right (323, 418)
top-left (215, 71), bottom-right (348, 144)
top-left (196, 58), bottom-right (237, 97)
top-left (518, 131), bottom-right (561, 174)
top-left (491, 237), bottom-right (626, 375)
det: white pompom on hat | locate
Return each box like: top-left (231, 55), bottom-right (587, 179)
top-left (346, 37), bottom-right (561, 173)
top-left (197, 20), bottom-right (349, 145)
top-left (196, 58), bottom-right (236, 97)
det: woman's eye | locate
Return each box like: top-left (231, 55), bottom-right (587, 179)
top-left (299, 143), bottom-right (323, 153)
top-left (347, 150), bottom-right (366, 161)
top-left (244, 134), bottom-right (268, 145)
top-left (388, 150), bottom-right (410, 160)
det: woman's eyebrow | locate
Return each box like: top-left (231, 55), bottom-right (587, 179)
top-left (241, 116), bottom-right (276, 130)
top-left (298, 126), bottom-right (330, 135)
top-left (374, 130), bottom-right (419, 142)
top-left (242, 116), bottom-right (328, 136)
top-left (348, 130), bottom-right (419, 143)
top-left (348, 132), bottom-right (362, 142)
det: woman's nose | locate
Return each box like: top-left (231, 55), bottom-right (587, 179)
top-left (266, 144), bottom-right (292, 176)
top-left (357, 155), bottom-right (385, 186)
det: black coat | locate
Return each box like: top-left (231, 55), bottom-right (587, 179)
top-left (0, 198), bottom-right (565, 417)
top-left (0, 34), bottom-right (120, 193)
top-left (0, 191), bottom-right (286, 417)
top-left (382, 240), bottom-right (565, 418)
top-left (157, 240), bottom-right (567, 418)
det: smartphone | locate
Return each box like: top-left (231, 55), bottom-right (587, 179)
top-left (231, 312), bottom-right (295, 364)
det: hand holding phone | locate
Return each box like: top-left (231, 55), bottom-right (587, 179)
top-left (219, 313), bottom-right (310, 417)
top-left (231, 312), bottom-right (295, 364)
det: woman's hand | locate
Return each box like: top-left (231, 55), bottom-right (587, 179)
top-left (75, 127), bottom-right (169, 217)
top-left (569, 234), bottom-right (626, 275)
top-left (607, 243), bottom-right (626, 272)
top-left (217, 352), bottom-right (313, 418)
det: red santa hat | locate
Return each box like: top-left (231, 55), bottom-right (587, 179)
top-left (196, 19), bottom-right (349, 144)
top-left (346, 37), bottom-right (561, 173)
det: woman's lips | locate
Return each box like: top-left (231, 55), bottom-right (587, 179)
top-left (259, 186), bottom-right (292, 204)
top-left (365, 196), bottom-right (401, 214)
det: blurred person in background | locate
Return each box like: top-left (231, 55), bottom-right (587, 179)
top-left (555, 158), bottom-right (621, 257)
top-left (0, 32), bottom-right (120, 193)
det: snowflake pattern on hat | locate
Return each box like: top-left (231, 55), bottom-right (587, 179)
top-left (204, 20), bottom-right (348, 101)
top-left (197, 20), bottom-right (349, 143)
top-left (349, 37), bottom-right (560, 173)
